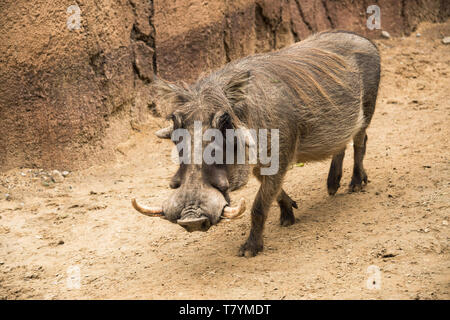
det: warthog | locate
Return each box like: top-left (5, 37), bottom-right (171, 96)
top-left (132, 30), bottom-right (380, 257)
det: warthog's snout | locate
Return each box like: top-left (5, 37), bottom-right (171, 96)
top-left (131, 196), bottom-right (246, 231)
top-left (177, 216), bottom-right (211, 232)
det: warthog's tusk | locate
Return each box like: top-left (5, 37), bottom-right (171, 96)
top-left (155, 125), bottom-right (173, 139)
top-left (131, 198), bottom-right (164, 217)
top-left (221, 198), bottom-right (246, 219)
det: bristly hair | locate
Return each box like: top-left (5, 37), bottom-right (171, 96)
top-left (152, 77), bottom-right (195, 119)
top-left (153, 30), bottom-right (370, 133)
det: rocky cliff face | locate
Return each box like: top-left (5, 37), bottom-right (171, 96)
top-left (0, 0), bottom-right (448, 170)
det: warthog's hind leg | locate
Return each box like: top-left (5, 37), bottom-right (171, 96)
top-left (277, 189), bottom-right (297, 226)
top-left (349, 130), bottom-right (368, 192)
top-left (327, 150), bottom-right (346, 195)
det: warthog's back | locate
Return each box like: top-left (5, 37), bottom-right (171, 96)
top-left (208, 30), bottom-right (380, 162)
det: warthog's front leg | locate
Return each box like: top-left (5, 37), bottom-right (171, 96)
top-left (239, 169), bottom-right (287, 257)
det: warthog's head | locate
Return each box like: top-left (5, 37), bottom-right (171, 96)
top-left (132, 71), bottom-right (252, 232)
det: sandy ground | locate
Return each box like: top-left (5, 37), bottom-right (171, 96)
top-left (0, 22), bottom-right (449, 300)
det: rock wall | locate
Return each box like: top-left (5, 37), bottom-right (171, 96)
top-left (0, 0), bottom-right (448, 171)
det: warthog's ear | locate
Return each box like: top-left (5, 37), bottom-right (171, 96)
top-left (224, 70), bottom-right (252, 105)
top-left (153, 77), bottom-right (191, 107)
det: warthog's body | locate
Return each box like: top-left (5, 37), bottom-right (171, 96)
top-left (209, 30), bottom-right (379, 162)
top-left (135, 30), bottom-right (380, 256)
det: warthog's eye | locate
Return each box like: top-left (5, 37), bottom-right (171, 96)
top-left (212, 111), bottom-right (233, 134)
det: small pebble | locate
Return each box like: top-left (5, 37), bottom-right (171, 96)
top-left (381, 30), bottom-right (391, 39)
top-left (51, 170), bottom-right (64, 183)
top-left (442, 37), bottom-right (450, 44)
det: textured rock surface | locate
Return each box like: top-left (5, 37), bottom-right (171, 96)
top-left (0, 0), bottom-right (448, 171)
top-left (0, 0), bottom-right (154, 170)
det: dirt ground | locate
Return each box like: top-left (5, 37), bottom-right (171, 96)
top-left (1, 22), bottom-right (449, 300)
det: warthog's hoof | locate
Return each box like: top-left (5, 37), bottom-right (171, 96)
top-left (279, 195), bottom-right (297, 227)
top-left (349, 172), bottom-right (368, 193)
top-left (349, 183), bottom-right (363, 193)
top-left (327, 184), bottom-right (340, 196)
top-left (238, 239), bottom-right (263, 257)
top-left (280, 211), bottom-right (296, 227)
